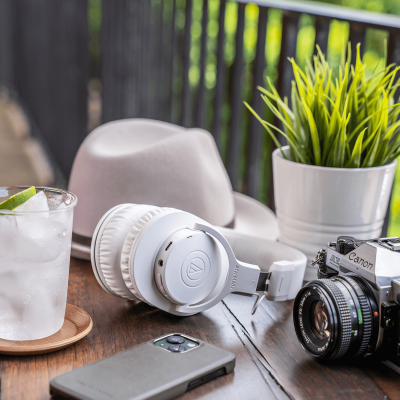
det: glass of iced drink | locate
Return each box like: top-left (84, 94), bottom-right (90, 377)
top-left (0, 186), bottom-right (77, 340)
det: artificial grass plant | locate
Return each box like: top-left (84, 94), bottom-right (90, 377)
top-left (245, 43), bottom-right (400, 168)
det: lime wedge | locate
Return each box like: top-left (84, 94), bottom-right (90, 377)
top-left (0, 187), bottom-right (36, 211)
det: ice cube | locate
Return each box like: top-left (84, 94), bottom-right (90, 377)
top-left (12, 194), bottom-right (72, 263)
top-left (12, 192), bottom-right (55, 261)
top-left (0, 215), bottom-right (16, 257)
top-left (15, 191), bottom-right (50, 240)
top-left (51, 202), bottom-right (71, 225)
top-left (13, 217), bottom-right (67, 262)
top-left (15, 191), bottom-right (49, 213)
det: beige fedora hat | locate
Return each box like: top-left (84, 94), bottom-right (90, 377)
top-left (69, 119), bottom-right (278, 259)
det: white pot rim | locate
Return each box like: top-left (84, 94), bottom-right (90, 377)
top-left (273, 145), bottom-right (397, 172)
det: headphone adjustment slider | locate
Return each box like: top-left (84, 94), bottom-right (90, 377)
top-left (251, 261), bottom-right (297, 314)
top-left (251, 272), bottom-right (271, 315)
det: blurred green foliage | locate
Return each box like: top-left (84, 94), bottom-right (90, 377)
top-left (87, 0), bottom-right (400, 234)
top-left (88, 0), bottom-right (102, 78)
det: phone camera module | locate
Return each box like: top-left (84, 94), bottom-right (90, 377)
top-left (154, 334), bottom-right (199, 352)
top-left (167, 335), bottom-right (185, 344)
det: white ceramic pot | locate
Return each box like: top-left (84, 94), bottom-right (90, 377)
top-left (273, 146), bottom-right (397, 280)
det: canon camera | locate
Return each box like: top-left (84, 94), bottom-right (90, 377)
top-left (293, 236), bottom-right (400, 373)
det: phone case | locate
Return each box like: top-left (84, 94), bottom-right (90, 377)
top-left (50, 334), bottom-right (235, 400)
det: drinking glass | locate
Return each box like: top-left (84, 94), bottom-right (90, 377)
top-left (0, 187), bottom-right (77, 340)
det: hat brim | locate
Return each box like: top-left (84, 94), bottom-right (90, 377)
top-left (230, 191), bottom-right (279, 240)
top-left (71, 192), bottom-right (278, 260)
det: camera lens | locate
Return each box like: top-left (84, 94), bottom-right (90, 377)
top-left (293, 276), bottom-right (378, 360)
top-left (167, 335), bottom-right (185, 344)
top-left (310, 300), bottom-right (331, 341)
top-left (168, 344), bottom-right (186, 352)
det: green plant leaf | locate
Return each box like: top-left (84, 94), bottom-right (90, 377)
top-left (346, 128), bottom-right (366, 168)
top-left (244, 102), bottom-right (286, 159)
top-left (245, 41), bottom-right (400, 170)
top-left (301, 98), bottom-right (321, 165)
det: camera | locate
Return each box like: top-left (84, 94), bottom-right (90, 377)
top-left (293, 236), bottom-right (400, 373)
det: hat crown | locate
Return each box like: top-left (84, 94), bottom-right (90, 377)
top-left (69, 119), bottom-right (235, 237)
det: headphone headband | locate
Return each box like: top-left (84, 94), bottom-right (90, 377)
top-left (175, 224), bottom-right (307, 315)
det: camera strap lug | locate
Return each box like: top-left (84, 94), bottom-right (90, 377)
top-left (311, 249), bottom-right (326, 267)
top-left (381, 301), bottom-right (397, 329)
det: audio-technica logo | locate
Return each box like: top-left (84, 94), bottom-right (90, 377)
top-left (230, 265), bottom-right (239, 289)
top-left (181, 251), bottom-right (210, 288)
top-left (187, 258), bottom-right (205, 281)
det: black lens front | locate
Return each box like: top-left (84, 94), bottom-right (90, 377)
top-left (310, 300), bottom-right (331, 341)
top-left (293, 276), bottom-right (378, 360)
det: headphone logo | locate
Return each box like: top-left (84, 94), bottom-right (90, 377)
top-left (181, 251), bottom-right (210, 288)
top-left (187, 258), bottom-right (205, 280)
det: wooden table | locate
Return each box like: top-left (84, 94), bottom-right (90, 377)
top-left (1, 258), bottom-right (400, 400)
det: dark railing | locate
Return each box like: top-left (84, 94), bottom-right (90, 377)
top-left (100, 0), bottom-right (400, 218)
top-left (1, 0), bottom-right (400, 231)
top-left (0, 0), bottom-right (88, 178)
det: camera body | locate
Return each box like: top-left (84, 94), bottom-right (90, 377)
top-left (293, 236), bottom-right (400, 373)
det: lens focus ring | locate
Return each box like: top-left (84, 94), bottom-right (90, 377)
top-left (354, 295), bottom-right (372, 356)
top-left (319, 279), bottom-right (352, 359)
top-left (342, 277), bottom-right (373, 357)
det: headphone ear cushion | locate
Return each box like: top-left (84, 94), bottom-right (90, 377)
top-left (98, 204), bottom-right (157, 300)
top-left (120, 207), bottom-right (172, 303)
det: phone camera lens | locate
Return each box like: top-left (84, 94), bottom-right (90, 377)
top-left (168, 344), bottom-right (186, 352)
top-left (167, 336), bottom-right (185, 344)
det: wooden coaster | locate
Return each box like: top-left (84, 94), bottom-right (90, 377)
top-left (0, 304), bottom-right (93, 356)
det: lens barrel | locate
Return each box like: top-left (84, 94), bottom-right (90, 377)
top-left (293, 276), bottom-right (378, 360)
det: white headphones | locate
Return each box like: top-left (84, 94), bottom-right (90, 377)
top-left (91, 204), bottom-right (307, 316)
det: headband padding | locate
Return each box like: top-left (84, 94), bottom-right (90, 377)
top-left (217, 227), bottom-right (307, 272)
top-left (98, 204), bottom-right (157, 300)
top-left (120, 207), bottom-right (172, 303)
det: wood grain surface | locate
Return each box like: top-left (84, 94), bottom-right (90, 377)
top-left (0, 258), bottom-right (399, 400)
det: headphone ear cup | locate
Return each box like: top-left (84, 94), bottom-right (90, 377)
top-left (95, 204), bottom-right (158, 300)
top-left (120, 207), bottom-right (172, 303)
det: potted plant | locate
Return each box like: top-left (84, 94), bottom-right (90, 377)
top-left (246, 44), bottom-right (400, 280)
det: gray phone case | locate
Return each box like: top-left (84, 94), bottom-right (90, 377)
top-left (50, 333), bottom-right (236, 400)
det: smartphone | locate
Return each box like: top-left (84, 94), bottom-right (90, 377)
top-left (50, 333), bottom-right (236, 400)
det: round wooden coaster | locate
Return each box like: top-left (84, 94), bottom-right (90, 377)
top-left (0, 304), bottom-right (93, 356)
